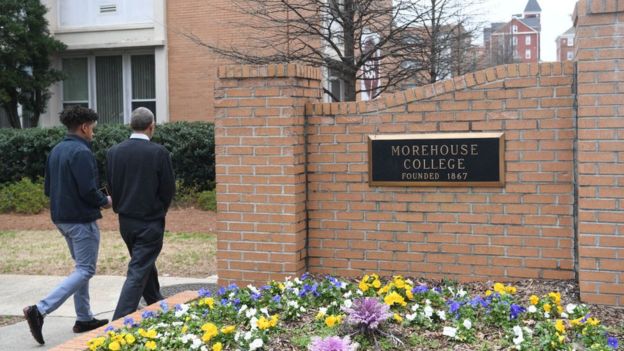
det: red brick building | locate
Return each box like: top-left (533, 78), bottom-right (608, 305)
top-left (556, 27), bottom-right (575, 61)
top-left (484, 0), bottom-right (541, 66)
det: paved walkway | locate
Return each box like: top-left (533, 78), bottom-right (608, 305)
top-left (0, 274), bottom-right (217, 351)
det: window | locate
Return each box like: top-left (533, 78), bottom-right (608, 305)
top-left (327, 68), bottom-right (345, 102)
top-left (62, 58), bottom-right (89, 110)
top-left (62, 53), bottom-right (156, 124)
top-left (512, 25), bottom-right (518, 33)
top-left (567, 51), bottom-right (574, 60)
top-left (568, 37), bottom-right (574, 46)
top-left (525, 36), bottom-right (531, 45)
top-left (512, 36), bottom-right (518, 46)
top-left (525, 49), bottom-right (531, 59)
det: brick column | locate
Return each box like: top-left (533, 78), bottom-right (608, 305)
top-left (214, 64), bottom-right (322, 286)
top-left (574, 0), bottom-right (624, 305)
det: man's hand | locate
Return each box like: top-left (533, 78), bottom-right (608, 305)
top-left (103, 196), bottom-right (113, 209)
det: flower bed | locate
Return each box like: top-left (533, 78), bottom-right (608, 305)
top-left (87, 274), bottom-right (619, 351)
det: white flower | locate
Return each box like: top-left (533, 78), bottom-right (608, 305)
top-left (544, 312), bottom-right (550, 318)
top-left (513, 325), bottom-right (523, 336)
top-left (566, 304), bottom-right (577, 314)
top-left (244, 331), bottom-right (253, 340)
top-left (247, 285), bottom-right (260, 294)
top-left (174, 303), bottom-right (190, 317)
top-left (234, 331), bottom-right (241, 341)
top-left (249, 338), bottom-right (264, 351)
top-left (293, 287), bottom-right (300, 296)
top-left (342, 299), bottom-right (353, 309)
top-left (528, 305), bottom-right (537, 313)
top-left (318, 307), bottom-right (327, 316)
top-left (356, 290), bottom-right (364, 295)
top-left (284, 280), bottom-right (294, 289)
top-left (442, 326), bottom-right (457, 338)
top-left (287, 300), bottom-right (299, 308)
top-left (260, 307), bottom-right (269, 316)
top-left (343, 291), bottom-right (353, 298)
top-left (406, 279), bottom-right (414, 286)
top-left (411, 303), bottom-right (420, 312)
top-left (299, 306), bottom-right (306, 312)
top-left (463, 319), bottom-right (472, 330)
top-left (561, 312), bottom-right (568, 319)
top-left (458, 289), bottom-right (467, 298)
top-left (424, 305), bottom-right (433, 317)
top-left (406, 313), bottom-right (417, 321)
top-left (239, 305), bottom-right (248, 315)
top-left (245, 308), bottom-right (257, 319)
top-left (425, 299), bottom-right (431, 305)
top-left (437, 310), bottom-right (446, 321)
top-left (249, 317), bottom-right (258, 330)
top-left (294, 277), bottom-right (302, 284)
top-left (191, 337), bottom-right (202, 349)
top-left (513, 334), bottom-right (524, 346)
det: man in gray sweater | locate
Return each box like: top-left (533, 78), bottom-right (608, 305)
top-left (106, 107), bottom-right (175, 320)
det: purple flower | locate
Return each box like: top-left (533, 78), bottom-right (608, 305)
top-left (175, 304), bottom-right (183, 312)
top-left (272, 294), bottom-right (281, 303)
top-left (470, 296), bottom-right (487, 308)
top-left (308, 335), bottom-right (358, 351)
top-left (447, 300), bottom-right (461, 318)
top-left (412, 285), bottom-right (429, 294)
top-left (104, 325), bottom-right (116, 332)
top-left (608, 336), bottom-right (618, 349)
top-left (301, 272), bottom-right (310, 280)
top-left (251, 291), bottom-right (262, 301)
top-left (510, 304), bottom-right (526, 320)
top-left (198, 288), bottom-right (211, 297)
top-left (123, 317), bottom-right (136, 327)
top-left (159, 301), bottom-right (169, 312)
top-left (141, 310), bottom-right (155, 319)
top-left (344, 297), bottom-right (392, 331)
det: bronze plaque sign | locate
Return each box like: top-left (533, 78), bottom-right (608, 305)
top-left (368, 132), bottom-right (505, 187)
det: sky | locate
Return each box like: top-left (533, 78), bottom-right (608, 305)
top-left (478, 0), bottom-right (578, 61)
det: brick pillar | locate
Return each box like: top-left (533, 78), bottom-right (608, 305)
top-left (574, 0), bottom-right (624, 305)
top-left (214, 64), bottom-right (322, 286)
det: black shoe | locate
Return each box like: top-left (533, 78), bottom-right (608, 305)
top-left (73, 318), bottom-right (109, 333)
top-left (23, 305), bottom-right (44, 345)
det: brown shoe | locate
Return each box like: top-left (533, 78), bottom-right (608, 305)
top-left (73, 318), bottom-right (109, 333)
top-left (23, 305), bottom-right (44, 345)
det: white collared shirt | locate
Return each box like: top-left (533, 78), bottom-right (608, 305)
top-left (130, 133), bottom-right (150, 141)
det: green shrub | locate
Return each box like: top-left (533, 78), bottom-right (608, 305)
top-left (197, 189), bottom-right (217, 211)
top-left (0, 122), bottom-right (215, 191)
top-left (0, 178), bottom-right (48, 214)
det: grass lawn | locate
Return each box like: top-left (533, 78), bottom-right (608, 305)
top-left (0, 230), bottom-right (216, 278)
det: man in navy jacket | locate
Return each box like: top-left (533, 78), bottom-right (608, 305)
top-left (23, 106), bottom-right (112, 345)
top-left (106, 107), bottom-right (175, 320)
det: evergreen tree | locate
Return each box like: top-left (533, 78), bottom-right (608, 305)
top-left (0, 0), bottom-right (65, 128)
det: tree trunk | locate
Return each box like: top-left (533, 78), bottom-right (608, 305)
top-left (4, 92), bottom-right (21, 128)
top-left (343, 0), bottom-right (356, 101)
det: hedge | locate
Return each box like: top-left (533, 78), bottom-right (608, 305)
top-left (0, 122), bottom-right (215, 191)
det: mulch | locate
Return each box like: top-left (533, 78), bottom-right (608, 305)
top-left (0, 207), bottom-right (216, 233)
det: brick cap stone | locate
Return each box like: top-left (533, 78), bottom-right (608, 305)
top-left (218, 63), bottom-right (322, 81)
top-left (49, 291), bottom-right (199, 351)
top-left (305, 62), bottom-right (573, 116)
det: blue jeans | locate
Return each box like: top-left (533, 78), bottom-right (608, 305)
top-left (36, 222), bottom-right (99, 322)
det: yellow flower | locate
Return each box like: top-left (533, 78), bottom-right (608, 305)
top-left (548, 292), bottom-right (561, 305)
top-left (405, 285), bottom-right (414, 300)
top-left (145, 340), bottom-right (157, 350)
top-left (393, 276), bottom-right (405, 289)
top-left (278, 283), bottom-right (285, 291)
top-left (212, 342), bottom-right (223, 351)
top-left (557, 305), bottom-right (563, 314)
top-left (201, 323), bottom-right (218, 342)
top-left (257, 316), bottom-right (271, 330)
top-left (558, 334), bottom-right (565, 343)
top-left (199, 297), bottom-right (215, 309)
top-left (372, 279), bottom-right (381, 289)
top-left (587, 318), bottom-right (600, 326)
top-left (315, 310), bottom-right (326, 320)
top-left (505, 286), bottom-right (516, 294)
top-left (384, 291), bottom-right (407, 307)
top-left (108, 341), bottom-right (120, 351)
top-left (529, 295), bottom-right (539, 305)
top-left (181, 325), bottom-right (188, 334)
top-left (221, 325), bottom-right (236, 334)
top-left (325, 315), bottom-right (342, 328)
top-left (359, 280), bottom-right (369, 292)
top-left (270, 314), bottom-right (279, 327)
top-left (543, 303), bottom-right (552, 313)
top-left (393, 313), bottom-right (403, 323)
top-left (485, 290), bottom-right (492, 296)
top-left (555, 319), bottom-right (565, 334)
top-left (570, 317), bottom-right (583, 327)
top-left (493, 282), bottom-right (506, 295)
top-left (139, 328), bottom-right (157, 339)
top-left (124, 334), bottom-right (136, 345)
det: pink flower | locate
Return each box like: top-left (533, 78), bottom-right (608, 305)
top-left (309, 336), bottom-right (358, 351)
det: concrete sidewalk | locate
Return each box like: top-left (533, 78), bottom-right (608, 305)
top-left (0, 274), bottom-right (217, 351)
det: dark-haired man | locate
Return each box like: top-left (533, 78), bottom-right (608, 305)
top-left (106, 107), bottom-right (175, 320)
top-left (23, 106), bottom-right (111, 345)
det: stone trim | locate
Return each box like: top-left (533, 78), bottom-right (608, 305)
top-left (217, 63), bottom-right (322, 80)
top-left (49, 291), bottom-right (198, 351)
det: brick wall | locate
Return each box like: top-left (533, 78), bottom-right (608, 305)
top-left (304, 62), bottom-right (576, 282)
top-left (574, 0), bottom-right (624, 305)
top-left (215, 65), bottom-right (322, 286)
top-left (215, 1), bottom-right (624, 305)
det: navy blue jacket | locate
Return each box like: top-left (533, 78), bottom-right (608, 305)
top-left (44, 134), bottom-right (108, 223)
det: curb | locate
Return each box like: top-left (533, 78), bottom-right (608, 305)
top-left (49, 291), bottom-right (198, 351)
